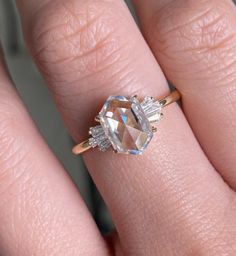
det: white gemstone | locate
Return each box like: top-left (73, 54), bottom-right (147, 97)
top-left (89, 125), bottom-right (111, 151)
top-left (99, 96), bottom-right (153, 155)
top-left (141, 97), bottom-right (162, 123)
top-left (89, 138), bottom-right (98, 148)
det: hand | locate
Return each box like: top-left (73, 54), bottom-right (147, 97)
top-left (0, 0), bottom-right (236, 255)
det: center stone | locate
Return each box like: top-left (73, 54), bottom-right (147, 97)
top-left (99, 96), bottom-right (153, 155)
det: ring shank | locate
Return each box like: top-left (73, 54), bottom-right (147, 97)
top-left (72, 90), bottom-right (181, 155)
top-left (72, 140), bottom-right (91, 155)
top-left (159, 90), bottom-right (181, 107)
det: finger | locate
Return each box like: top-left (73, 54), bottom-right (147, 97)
top-left (132, 0), bottom-right (236, 189)
top-left (17, 0), bottom-right (236, 255)
top-left (0, 49), bottom-right (108, 255)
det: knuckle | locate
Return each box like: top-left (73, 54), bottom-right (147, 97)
top-left (150, 1), bottom-right (236, 85)
top-left (30, 0), bottom-right (124, 85)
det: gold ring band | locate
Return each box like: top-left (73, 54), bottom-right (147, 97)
top-left (73, 90), bottom-right (181, 155)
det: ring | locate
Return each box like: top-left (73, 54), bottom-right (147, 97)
top-left (72, 90), bottom-right (181, 155)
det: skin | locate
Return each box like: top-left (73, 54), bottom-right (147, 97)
top-left (0, 0), bottom-right (236, 255)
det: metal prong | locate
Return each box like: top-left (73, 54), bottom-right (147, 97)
top-left (131, 94), bottom-right (138, 99)
top-left (95, 116), bottom-right (100, 122)
top-left (152, 126), bottom-right (157, 133)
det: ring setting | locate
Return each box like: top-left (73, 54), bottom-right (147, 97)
top-left (73, 90), bottom-right (180, 155)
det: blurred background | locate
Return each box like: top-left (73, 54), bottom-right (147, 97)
top-left (0, 0), bottom-right (134, 234)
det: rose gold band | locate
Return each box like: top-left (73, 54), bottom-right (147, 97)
top-left (73, 140), bottom-right (92, 155)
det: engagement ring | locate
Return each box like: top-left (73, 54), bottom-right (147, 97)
top-left (73, 90), bottom-right (181, 155)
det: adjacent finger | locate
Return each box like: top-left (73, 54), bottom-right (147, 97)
top-left (18, 0), bottom-right (167, 140)
top-left (132, 0), bottom-right (236, 189)
top-left (0, 49), bottom-right (108, 255)
top-left (17, 1), bottom-right (236, 255)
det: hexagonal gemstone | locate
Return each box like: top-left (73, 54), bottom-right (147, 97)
top-left (99, 96), bottom-right (153, 155)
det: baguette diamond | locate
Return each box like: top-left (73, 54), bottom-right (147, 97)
top-left (89, 125), bottom-right (111, 151)
top-left (141, 97), bottom-right (162, 123)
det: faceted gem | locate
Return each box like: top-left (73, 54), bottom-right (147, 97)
top-left (99, 96), bottom-right (153, 155)
top-left (141, 97), bottom-right (162, 123)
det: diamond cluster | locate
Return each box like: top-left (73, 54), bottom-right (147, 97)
top-left (89, 125), bottom-right (111, 152)
top-left (88, 96), bottom-right (162, 154)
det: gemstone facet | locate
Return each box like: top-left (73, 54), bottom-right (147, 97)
top-left (99, 96), bottom-right (153, 155)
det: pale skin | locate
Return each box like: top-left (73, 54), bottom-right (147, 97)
top-left (0, 0), bottom-right (236, 255)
